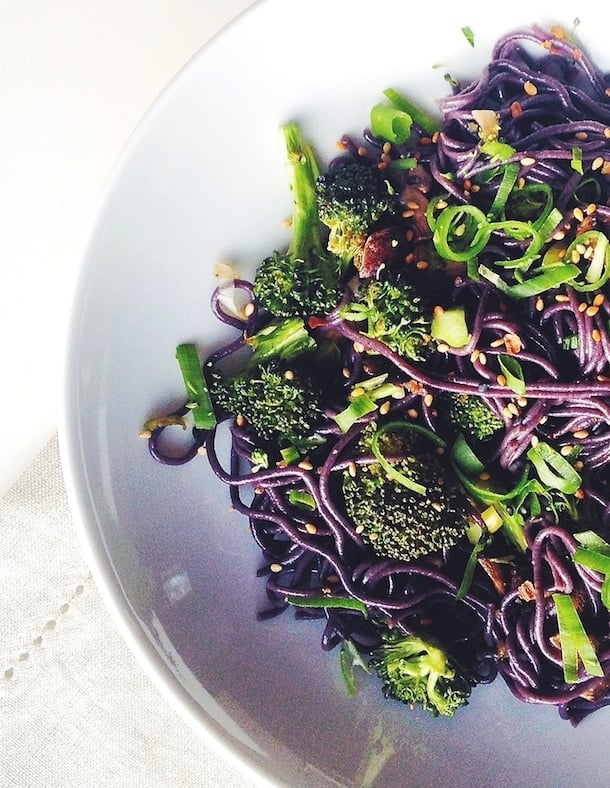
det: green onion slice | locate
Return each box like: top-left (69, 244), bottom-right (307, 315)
top-left (497, 354), bottom-right (526, 396)
top-left (370, 103), bottom-right (413, 144)
top-left (371, 421), bottom-right (446, 496)
top-left (526, 441), bottom-right (582, 495)
top-left (334, 394), bottom-right (378, 433)
top-left (175, 343), bottom-right (217, 430)
top-left (487, 163), bottom-right (520, 220)
top-left (565, 230), bottom-right (610, 292)
top-left (553, 592), bottom-right (604, 683)
top-left (285, 594), bottom-right (368, 617)
top-left (382, 88), bottom-right (440, 136)
top-left (433, 204), bottom-right (489, 262)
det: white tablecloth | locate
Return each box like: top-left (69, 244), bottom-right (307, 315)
top-left (1, 3), bottom-right (260, 785)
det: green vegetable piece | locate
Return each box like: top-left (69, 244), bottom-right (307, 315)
top-left (285, 594), bottom-right (368, 617)
top-left (340, 638), bottom-right (371, 697)
top-left (370, 631), bottom-right (472, 717)
top-left (461, 26), bottom-right (475, 47)
top-left (526, 441), bottom-right (582, 495)
top-left (553, 593), bottom-right (604, 684)
top-left (343, 422), bottom-right (466, 563)
top-left (246, 316), bottom-right (316, 367)
top-left (175, 343), bottom-right (217, 430)
top-left (382, 88), bottom-right (440, 136)
top-left (370, 103), bottom-right (413, 144)
top-left (497, 354), bottom-right (526, 396)
top-left (431, 306), bottom-right (471, 348)
top-left (253, 122), bottom-right (342, 317)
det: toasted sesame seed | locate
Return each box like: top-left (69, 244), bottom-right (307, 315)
top-left (573, 207), bottom-right (585, 222)
top-left (573, 429), bottom-right (589, 439)
top-left (355, 524), bottom-right (365, 534)
top-left (402, 210), bottom-right (415, 219)
top-left (436, 342), bottom-right (449, 353)
top-left (555, 294), bottom-right (570, 303)
top-left (424, 393), bottom-right (434, 407)
top-left (236, 414), bottom-right (246, 427)
top-left (416, 260), bottom-right (429, 270)
top-left (305, 523), bottom-right (318, 535)
top-left (586, 203), bottom-right (597, 216)
top-left (490, 338), bottom-right (505, 348)
top-left (497, 374), bottom-right (507, 387)
top-left (138, 429), bottom-right (152, 439)
top-left (351, 386), bottom-right (365, 398)
top-left (379, 401), bottom-right (391, 415)
top-left (406, 200), bottom-right (421, 210)
top-left (342, 367), bottom-right (351, 378)
top-left (571, 249), bottom-right (582, 264)
top-left (433, 305), bottom-right (445, 317)
top-left (369, 532), bottom-right (379, 541)
top-left (586, 305), bottom-right (599, 318)
top-left (560, 445), bottom-right (574, 456)
top-left (197, 445), bottom-right (208, 456)
top-left (254, 485), bottom-right (265, 495)
top-left (535, 297), bottom-right (545, 312)
top-left (353, 341), bottom-right (365, 354)
top-left (244, 302), bottom-right (255, 317)
top-left (479, 471), bottom-right (491, 481)
top-left (605, 128), bottom-right (610, 139)
top-left (508, 402), bottom-right (520, 417)
top-left (524, 80), bottom-right (538, 96)
top-left (503, 407), bottom-right (514, 420)
top-left (593, 156), bottom-right (604, 171)
top-left (478, 352), bottom-right (487, 365)
top-left (348, 462), bottom-right (357, 478)
top-left (575, 131), bottom-right (588, 141)
top-left (407, 408), bottom-right (419, 419)
top-left (357, 146), bottom-right (368, 156)
top-left (575, 488), bottom-right (586, 500)
top-left (270, 563), bottom-right (283, 573)
top-left (592, 328), bottom-right (602, 343)
top-left (383, 141), bottom-right (392, 154)
top-left (298, 460), bottom-right (313, 471)
top-left (593, 293), bottom-right (605, 307)
top-left (284, 369), bottom-right (295, 381)
top-left (530, 435), bottom-right (540, 448)
top-left (470, 349), bottom-right (481, 363)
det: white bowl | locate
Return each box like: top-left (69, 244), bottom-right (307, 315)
top-left (60, 1), bottom-right (610, 785)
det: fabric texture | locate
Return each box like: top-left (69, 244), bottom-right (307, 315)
top-left (1, 434), bottom-right (257, 787)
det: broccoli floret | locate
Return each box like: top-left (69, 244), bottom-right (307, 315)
top-left (211, 364), bottom-right (323, 445)
top-left (444, 393), bottom-right (504, 442)
top-left (370, 630), bottom-right (472, 717)
top-left (209, 316), bottom-right (325, 449)
top-left (341, 274), bottom-right (432, 360)
top-left (342, 423), bottom-right (467, 562)
top-left (253, 123), bottom-right (343, 318)
top-left (316, 160), bottom-right (397, 265)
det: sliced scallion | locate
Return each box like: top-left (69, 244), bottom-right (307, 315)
top-left (553, 592), bottom-right (604, 684)
top-left (175, 343), bottom-right (217, 430)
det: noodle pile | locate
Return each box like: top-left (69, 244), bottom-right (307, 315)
top-left (148, 25), bottom-right (610, 724)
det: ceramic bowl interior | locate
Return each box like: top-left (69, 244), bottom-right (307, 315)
top-left (61, 2), bottom-right (610, 785)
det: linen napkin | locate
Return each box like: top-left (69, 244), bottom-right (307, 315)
top-left (1, 434), bottom-right (257, 787)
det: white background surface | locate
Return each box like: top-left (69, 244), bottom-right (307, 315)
top-left (0, 0), bottom-right (256, 495)
top-left (1, 2), bottom-right (262, 786)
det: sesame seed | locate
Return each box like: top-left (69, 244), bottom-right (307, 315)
top-left (573, 429), bottom-right (589, 439)
top-left (357, 146), bottom-right (368, 157)
top-left (353, 341), bottom-right (365, 354)
top-left (560, 445), bottom-right (574, 456)
top-left (586, 203), bottom-right (597, 216)
top-left (244, 302), bottom-right (255, 317)
top-left (507, 402), bottom-right (520, 417)
top-left (236, 414), bottom-right (246, 427)
top-left (379, 401), bottom-right (391, 416)
top-left (138, 429), bottom-right (152, 439)
top-left (530, 435), bottom-right (540, 448)
top-left (535, 297), bottom-right (544, 312)
top-left (586, 305), bottom-right (599, 318)
top-left (592, 328), bottom-right (602, 343)
top-left (575, 488), bottom-right (586, 500)
top-left (573, 207), bottom-right (585, 222)
top-left (342, 367), bottom-right (351, 378)
top-left (571, 249), bottom-right (581, 264)
top-left (432, 131), bottom-right (440, 143)
top-left (369, 532), bottom-right (379, 541)
top-left (470, 349), bottom-right (481, 363)
top-left (436, 342), bottom-right (449, 353)
top-left (383, 141), bottom-right (392, 154)
top-left (593, 156), bottom-right (604, 171)
top-left (593, 293), bottom-right (605, 307)
top-left (284, 369), bottom-right (295, 381)
top-left (479, 471), bottom-right (491, 481)
top-left (351, 386), bottom-right (365, 398)
top-left (402, 210), bottom-right (415, 219)
top-left (348, 461), bottom-right (357, 478)
top-left (433, 305), bottom-right (445, 317)
top-left (305, 523), bottom-right (318, 535)
top-left (355, 524), bottom-right (365, 534)
top-left (520, 156), bottom-right (536, 167)
top-left (254, 486), bottom-right (265, 495)
top-left (406, 200), bottom-right (421, 210)
top-left (298, 460), bottom-right (313, 471)
top-left (431, 502), bottom-right (444, 513)
top-left (424, 393), bottom-right (434, 407)
top-left (416, 260), bottom-right (429, 270)
top-left (407, 408), bottom-right (419, 419)
top-left (478, 352), bottom-right (487, 365)
top-left (605, 128), bottom-right (610, 139)
top-left (497, 374), bottom-right (507, 387)
top-left (578, 302), bottom-right (588, 313)
top-left (490, 338), bottom-right (505, 348)
top-left (554, 294), bottom-right (570, 302)
top-left (575, 131), bottom-right (588, 141)
top-left (269, 563), bottom-right (283, 573)
top-left (503, 407), bottom-right (514, 420)
top-left (524, 80), bottom-right (538, 96)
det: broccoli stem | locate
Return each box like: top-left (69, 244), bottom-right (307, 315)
top-left (281, 122), bottom-right (325, 261)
